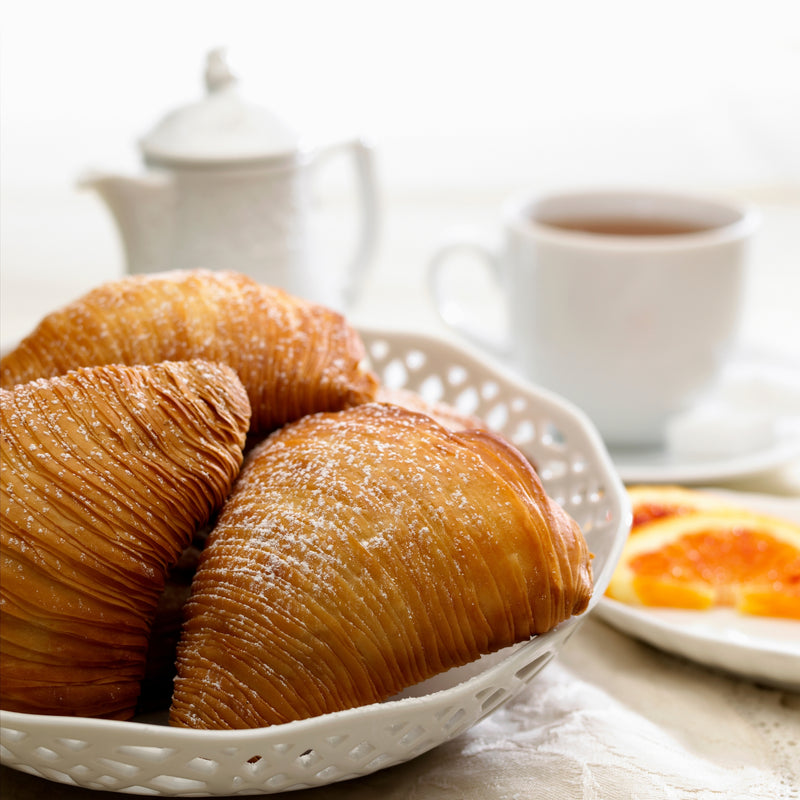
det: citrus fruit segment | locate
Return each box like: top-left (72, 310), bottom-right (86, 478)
top-left (607, 510), bottom-right (800, 619)
top-left (738, 588), bottom-right (800, 619)
top-left (630, 576), bottom-right (714, 610)
top-left (627, 484), bottom-right (730, 529)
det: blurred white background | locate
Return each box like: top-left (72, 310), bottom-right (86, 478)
top-left (2, 0), bottom-right (799, 357)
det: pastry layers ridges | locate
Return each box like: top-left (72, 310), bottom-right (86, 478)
top-left (0, 360), bottom-right (251, 719)
top-left (170, 402), bottom-right (592, 729)
top-left (0, 269), bottom-right (378, 433)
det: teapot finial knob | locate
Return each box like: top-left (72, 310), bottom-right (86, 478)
top-left (205, 48), bottom-right (237, 93)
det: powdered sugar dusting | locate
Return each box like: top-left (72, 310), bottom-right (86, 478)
top-left (171, 403), bottom-right (592, 729)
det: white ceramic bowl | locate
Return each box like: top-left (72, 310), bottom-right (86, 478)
top-left (0, 329), bottom-right (630, 796)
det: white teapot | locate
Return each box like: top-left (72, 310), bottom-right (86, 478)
top-left (81, 49), bottom-right (379, 310)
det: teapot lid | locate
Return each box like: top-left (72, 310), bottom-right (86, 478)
top-left (139, 49), bottom-right (300, 167)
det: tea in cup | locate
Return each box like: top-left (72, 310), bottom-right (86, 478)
top-left (427, 189), bottom-right (759, 447)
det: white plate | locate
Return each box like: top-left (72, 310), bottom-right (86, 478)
top-left (595, 489), bottom-right (800, 690)
top-left (611, 424), bottom-right (800, 484)
top-left (0, 328), bottom-right (630, 796)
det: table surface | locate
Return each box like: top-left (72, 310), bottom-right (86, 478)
top-left (1, 185), bottom-right (799, 799)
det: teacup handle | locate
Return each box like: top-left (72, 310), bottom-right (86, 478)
top-left (311, 138), bottom-right (379, 309)
top-left (427, 230), bottom-right (512, 356)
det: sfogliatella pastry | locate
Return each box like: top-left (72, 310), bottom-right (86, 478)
top-left (170, 403), bottom-right (593, 729)
top-left (0, 269), bottom-right (378, 434)
top-left (0, 360), bottom-right (250, 719)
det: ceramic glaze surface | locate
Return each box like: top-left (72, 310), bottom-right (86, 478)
top-left (81, 50), bottom-right (378, 311)
top-left (428, 189), bottom-right (758, 447)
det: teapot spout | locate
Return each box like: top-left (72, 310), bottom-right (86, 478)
top-left (79, 170), bottom-right (175, 274)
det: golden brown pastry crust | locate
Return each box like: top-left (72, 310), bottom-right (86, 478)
top-left (170, 403), bottom-right (592, 729)
top-left (0, 360), bottom-right (251, 719)
top-left (0, 270), bottom-right (377, 434)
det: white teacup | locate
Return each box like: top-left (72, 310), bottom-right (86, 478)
top-left (428, 189), bottom-right (759, 447)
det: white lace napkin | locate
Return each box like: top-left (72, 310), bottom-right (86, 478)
top-left (295, 617), bottom-right (799, 800)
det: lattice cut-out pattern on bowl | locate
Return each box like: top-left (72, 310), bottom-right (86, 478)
top-left (362, 329), bottom-right (621, 536)
top-left (0, 329), bottom-right (629, 796)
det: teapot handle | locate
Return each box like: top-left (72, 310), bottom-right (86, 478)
top-left (311, 138), bottom-right (379, 309)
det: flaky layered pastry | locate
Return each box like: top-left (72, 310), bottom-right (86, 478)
top-left (0, 360), bottom-right (251, 719)
top-left (170, 403), bottom-right (593, 729)
top-left (0, 269), bottom-right (377, 434)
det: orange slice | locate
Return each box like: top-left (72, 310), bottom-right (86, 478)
top-left (627, 484), bottom-right (730, 530)
top-left (607, 510), bottom-right (800, 619)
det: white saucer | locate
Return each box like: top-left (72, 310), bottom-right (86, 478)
top-left (595, 489), bottom-right (800, 690)
top-left (611, 420), bottom-right (800, 484)
top-left (603, 354), bottom-right (800, 484)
